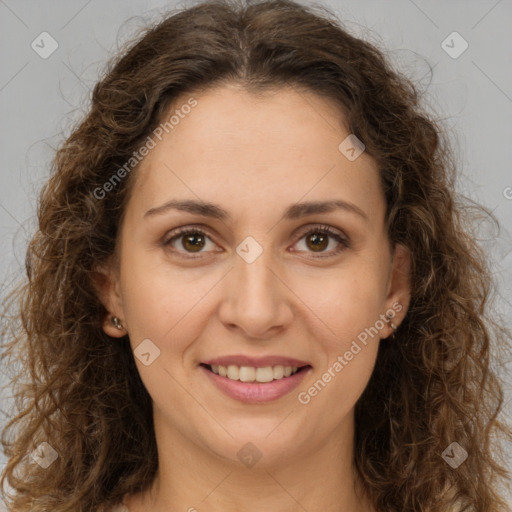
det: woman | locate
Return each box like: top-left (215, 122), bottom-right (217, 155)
top-left (1, 0), bottom-right (510, 510)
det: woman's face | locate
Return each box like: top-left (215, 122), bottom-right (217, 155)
top-left (100, 83), bottom-right (410, 469)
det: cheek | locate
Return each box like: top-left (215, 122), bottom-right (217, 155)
top-left (119, 253), bottom-right (219, 351)
top-left (303, 343), bottom-right (379, 422)
top-left (118, 262), bottom-right (215, 404)
top-left (294, 264), bottom-right (388, 345)
top-left (296, 272), bottom-right (383, 416)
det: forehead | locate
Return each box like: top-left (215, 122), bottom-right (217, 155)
top-left (126, 84), bottom-right (384, 225)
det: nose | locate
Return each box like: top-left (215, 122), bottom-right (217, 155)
top-left (218, 247), bottom-right (293, 339)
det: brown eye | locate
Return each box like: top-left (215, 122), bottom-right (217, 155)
top-left (305, 232), bottom-right (329, 252)
top-left (163, 228), bottom-right (216, 256)
top-left (293, 225), bottom-right (350, 258)
top-left (181, 232), bottom-right (206, 252)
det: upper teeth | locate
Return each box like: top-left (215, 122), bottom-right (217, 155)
top-left (210, 364), bottom-right (299, 383)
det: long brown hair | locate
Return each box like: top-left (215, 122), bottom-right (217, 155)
top-left (1, 1), bottom-right (511, 510)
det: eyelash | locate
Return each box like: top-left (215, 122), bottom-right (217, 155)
top-left (162, 224), bottom-right (350, 260)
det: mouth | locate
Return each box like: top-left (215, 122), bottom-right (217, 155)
top-left (200, 363), bottom-right (312, 383)
top-left (199, 362), bottom-right (313, 404)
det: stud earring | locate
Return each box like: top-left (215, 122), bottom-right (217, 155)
top-left (111, 316), bottom-right (123, 330)
top-left (385, 312), bottom-right (398, 340)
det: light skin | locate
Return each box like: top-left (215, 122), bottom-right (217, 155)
top-left (96, 83), bottom-right (411, 512)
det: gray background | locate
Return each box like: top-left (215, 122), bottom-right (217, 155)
top-left (0, 0), bottom-right (511, 506)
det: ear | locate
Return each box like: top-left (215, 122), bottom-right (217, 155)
top-left (382, 243), bottom-right (412, 339)
top-left (91, 260), bottom-right (128, 338)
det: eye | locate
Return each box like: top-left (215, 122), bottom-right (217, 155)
top-left (162, 224), bottom-right (350, 259)
top-left (163, 227), bottom-right (217, 258)
top-left (291, 224), bottom-right (350, 258)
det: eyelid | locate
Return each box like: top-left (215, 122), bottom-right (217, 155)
top-left (294, 223), bottom-right (345, 240)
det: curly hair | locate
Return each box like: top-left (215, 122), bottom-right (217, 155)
top-left (1, 0), bottom-right (511, 510)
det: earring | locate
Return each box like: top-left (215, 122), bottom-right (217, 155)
top-left (385, 312), bottom-right (398, 340)
top-left (111, 316), bottom-right (123, 330)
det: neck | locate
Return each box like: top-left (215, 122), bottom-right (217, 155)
top-left (127, 407), bottom-right (375, 512)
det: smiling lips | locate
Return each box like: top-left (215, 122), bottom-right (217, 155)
top-left (201, 354), bottom-right (312, 403)
top-left (202, 354), bottom-right (311, 382)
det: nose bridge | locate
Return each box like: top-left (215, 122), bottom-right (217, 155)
top-left (235, 237), bottom-right (280, 304)
top-left (220, 236), bottom-right (291, 336)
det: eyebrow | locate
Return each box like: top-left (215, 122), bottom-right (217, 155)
top-left (144, 198), bottom-right (368, 223)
